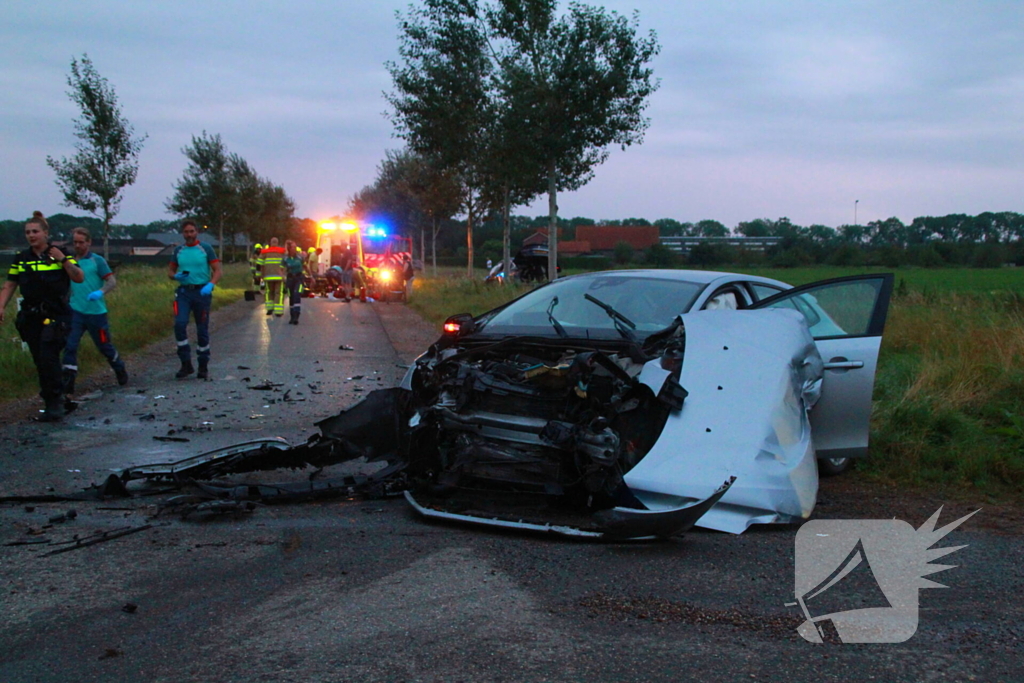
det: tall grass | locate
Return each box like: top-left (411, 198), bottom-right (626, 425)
top-left (408, 269), bottom-right (1024, 497)
top-left (0, 263), bottom-right (249, 399)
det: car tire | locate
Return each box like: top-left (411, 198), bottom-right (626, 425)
top-left (818, 456), bottom-right (852, 476)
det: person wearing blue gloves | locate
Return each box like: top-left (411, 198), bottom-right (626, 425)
top-left (167, 220), bottom-right (221, 379)
top-left (61, 227), bottom-right (128, 396)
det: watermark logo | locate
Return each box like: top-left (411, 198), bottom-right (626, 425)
top-left (788, 507), bottom-right (978, 643)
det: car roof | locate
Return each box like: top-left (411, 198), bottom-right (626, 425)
top-left (558, 269), bottom-right (792, 289)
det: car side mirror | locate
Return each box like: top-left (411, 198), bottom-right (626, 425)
top-left (443, 313), bottom-right (476, 337)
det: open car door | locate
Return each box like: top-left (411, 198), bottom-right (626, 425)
top-left (752, 274), bottom-right (894, 467)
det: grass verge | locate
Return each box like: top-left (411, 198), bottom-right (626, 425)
top-left (0, 262), bottom-right (250, 399)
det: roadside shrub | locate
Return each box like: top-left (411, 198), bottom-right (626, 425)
top-left (827, 244), bottom-right (864, 266)
top-left (613, 241), bottom-right (634, 264)
top-left (645, 242), bottom-right (678, 267)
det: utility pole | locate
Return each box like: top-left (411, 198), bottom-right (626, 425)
top-left (854, 199), bottom-right (859, 226)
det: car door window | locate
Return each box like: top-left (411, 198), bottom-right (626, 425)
top-left (754, 275), bottom-right (893, 339)
top-left (749, 283), bottom-right (783, 301)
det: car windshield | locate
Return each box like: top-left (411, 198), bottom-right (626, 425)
top-left (477, 275), bottom-right (705, 339)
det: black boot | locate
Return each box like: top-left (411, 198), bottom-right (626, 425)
top-left (197, 361), bottom-right (209, 380)
top-left (176, 360), bottom-right (195, 379)
top-left (38, 397), bottom-right (65, 422)
top-left (115, 365), bottom-right (129, 386)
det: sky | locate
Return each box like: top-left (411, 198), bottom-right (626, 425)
top-left (2, 0), bottom-right (1023, 229)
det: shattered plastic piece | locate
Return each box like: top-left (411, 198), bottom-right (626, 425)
top-left (338, 345), bottom-right (354, 351)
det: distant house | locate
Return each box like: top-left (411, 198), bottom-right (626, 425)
top-left (575, 225), bottom-right (660, 253)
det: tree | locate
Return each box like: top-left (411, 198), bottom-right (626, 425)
top-left (387, 0), bottom-right (496, 276)
top-left (388, 0), bottom-right (660, 281)
top-left (166, 132), bottom-right (293, 259)
top-left (46, 55), bottom-right (146, 260)
top-left (490, 0), bottom-right (660, 280)
top-left (166, 132), bottom-right (233, 259)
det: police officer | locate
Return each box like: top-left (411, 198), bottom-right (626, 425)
top-left (167, 220), bottom-right (221, 379)
top-left (0, 212), bottom-right (85, 421)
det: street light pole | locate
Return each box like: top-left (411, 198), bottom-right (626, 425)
top-left (854, 199), bottom-right (859, 227)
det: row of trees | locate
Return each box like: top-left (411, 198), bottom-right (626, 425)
top-left (42, 54), bottom-right (296, 261)
top-left (381, 0), bottom-right (660, 279)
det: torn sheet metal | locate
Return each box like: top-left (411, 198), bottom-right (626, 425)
top-left (623, 309), bottom-right (823, 534)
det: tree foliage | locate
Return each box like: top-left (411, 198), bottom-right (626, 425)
top-left (166, 132), bottom-right (294, 259)
top-left (387, 0), bottom-right (660, 280)
top-left (46, 55), bottom-right (146, 260)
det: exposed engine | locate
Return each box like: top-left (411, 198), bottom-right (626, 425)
top-left (405, 328), bottom-right (687, 509)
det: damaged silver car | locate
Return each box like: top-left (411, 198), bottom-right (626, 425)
top-left (109, 270), bottom-right (892, 540)
top-left (328, 270), bottom-right (889, 538)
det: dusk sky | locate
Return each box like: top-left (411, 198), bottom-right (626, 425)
top-left (3, 1), bottom-right (1022, 229)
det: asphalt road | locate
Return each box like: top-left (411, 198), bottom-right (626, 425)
top-left (0, 296), bottom-right (1019, 683)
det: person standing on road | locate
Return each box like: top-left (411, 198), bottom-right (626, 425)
top-left (250, 244), bottom-right (263, 292)
top-left (0, 211), bottom-right (84, 421)
top-left (259, 237), bottom-right (286, 317)
top-left (284, 240), bottom-right (305, 325)
top-left (167, 220), bottom-right (221, 379)
top-left (61, 227), bottom-right (128, 396)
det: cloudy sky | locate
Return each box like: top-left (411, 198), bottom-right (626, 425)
top-left (2, 1), bottom-right (1022, 229)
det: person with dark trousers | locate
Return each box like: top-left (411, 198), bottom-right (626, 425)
top-left (61, 227), bottom-right (128, 396)
top-left (167, 220), bottom-right (221, 379)
top-left (0, 211), bottom-right (84, 421)
top-left (283, 240), bottom-right (305, 324)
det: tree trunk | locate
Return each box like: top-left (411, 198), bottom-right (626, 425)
top-left (420, 224), bottom-right (425, 271)
top-left (466, 190), bottom-right (474, 279)
top-left (103, 203), bottom-right (111, 261)
top-left (502, 184), bottom-right (511, 285)
top-left (431, 215), bottom-right (438, 277)
top-left (218, 216), bottom-right (225, 262)
top-left (547, 162), bottom-right (558, 281)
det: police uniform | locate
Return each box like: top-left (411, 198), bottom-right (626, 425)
top-left (8, 246), bottom-right (76, 414)
top-left (170, 240), bottom-right (219, 376)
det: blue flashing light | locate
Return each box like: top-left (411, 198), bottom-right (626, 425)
top-left (364, 225), bottom-right (388, 238)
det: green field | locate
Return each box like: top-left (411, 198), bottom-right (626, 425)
top-left (410, 265), bottom-right (1024, 499)
top-left (0, 263), bottom-right (250, 399)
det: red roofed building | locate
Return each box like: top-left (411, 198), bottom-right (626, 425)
top-left (575, 225), bottom-right (660, 252)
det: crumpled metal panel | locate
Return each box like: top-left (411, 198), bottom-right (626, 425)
top-left (623, 308), bottom-right (824, 534)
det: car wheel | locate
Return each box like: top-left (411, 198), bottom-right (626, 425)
top-left (818, 456), bottom-right (852, 476)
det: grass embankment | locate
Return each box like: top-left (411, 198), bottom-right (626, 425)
top-left (409, 266), bottom-right (1024, 498)
top-left (0, 262), bottom-right (250, 399)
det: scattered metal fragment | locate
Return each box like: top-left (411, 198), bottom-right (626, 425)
top-left (4, 538), bottom-right (51, 546)
top-left (338, 344), bottom-right (354, 351)
top-left (248, 380), bottom-right (283, 391)
top-left (138, 414), bottom-right (156, 422)
top-left (40, 524), bottom-right (153, 557)
top-left (48, 510), bottom-right (77, 524)
top-left (153, 436), bottom-right (190, 442)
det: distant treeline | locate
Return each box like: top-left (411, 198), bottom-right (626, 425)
top-left (5, 211), bottom-right (1024, 268)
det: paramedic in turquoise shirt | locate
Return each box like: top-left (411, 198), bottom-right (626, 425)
top-left (167, 220), bottom-right (221, 379)
top-left (62, 227), bottom-right (128, 395)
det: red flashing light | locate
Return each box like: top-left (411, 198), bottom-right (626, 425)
top-left (443, 322), bottom-right (460, 334)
